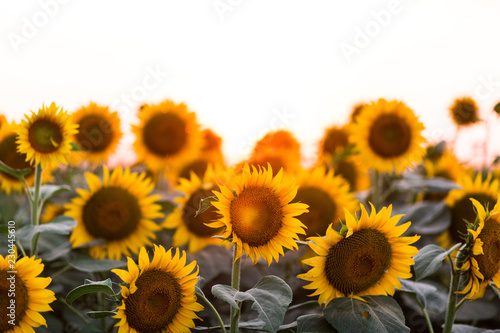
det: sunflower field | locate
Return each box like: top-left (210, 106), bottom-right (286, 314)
top-left (1, 98), bottom-right (500, 333)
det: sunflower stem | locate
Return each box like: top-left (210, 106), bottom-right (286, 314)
top-left (230, 246), bottom-right (241, 333)
top-left (443, 250), bottom-right (466, 333)
top-left (30, 164), bottom-right (43, 257)
top-left (58, 297), bottom-right (90, 325)
top-left (196, 291), bottom-right (227, 333)
top-left (372, 170), bottom-right (382, 210)
top-left (421, 306), bottom-right (435, 333)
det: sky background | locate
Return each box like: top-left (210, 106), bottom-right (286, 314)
top-left (1, 0), bottom-right (500, 167)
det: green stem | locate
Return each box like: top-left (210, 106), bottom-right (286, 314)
top-left (455, 297), bottom-right (467, 312)
top-left (15, 240), bottom-right (27, 258)
top-left (443, 250), bottom-right (466, 333)
top-left (421, 307), bottom-right (435, 333)
top-left (52, 264), bottom-right (72, 279)
top-left (58, 297), bottom-right (89, 325)
top-left (372, 170), bottom-right (382, 210)
top-left (196, 291), bottom-right (227, 333)
top-left (30, 164), bottom-right (43, 257)
top-left (230, 246), bottom-right (241, 333)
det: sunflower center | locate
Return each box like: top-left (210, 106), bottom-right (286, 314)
top-left (325, 228), bottom-right (392, 295)
top-left (182, 188), bottom-right (223, 237)
top-left (28, 119), bottom-right (63, 154)
top-left (82, 187), bottom-right (142, 241)
top-left (0, 134), bottom-right (34, 180)
top-left (0, 271), bottom-right (29, 331)
top-left (474, 217), bottom-right (500, 281)
top-left (230, 186), bottom-right (283, 247)
top-left (124, 270), bottom-right (182, 333)
top-left (75, 115), bottom-right (113, 152)
top-left (368, 114), bottom-right (411, 158)
top-left (178, 160), bottom-right (209, 181)
top-left (293, 187), bottom-right (336, 237)
top-left (323, 129), bottom-right (348, 155)
top-left (449, 193), bottom-right (497, 244)
top-left (143, 113), bottom-right (187, 157)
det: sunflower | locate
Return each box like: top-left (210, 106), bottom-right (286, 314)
top-left (449, 97), bottom-right (480, 126)
top-left (132, 100), bottom-right (202, 172)
top-left (0, 254), bottom-right (56, 332)
top-left (350, 103), bottom-right (367, 123)
top-left (69, 102), bottom-right (122, 165)
top-left (163, 165), bottom-right (229, 253)
top-left (330, 156), bottom-right (370, 192)
top-left (350, 99), bottom-right (426, 173)
top-left (438, 173), bottom-right (499, 250)
top-left (0, 123), bottom-right (53, 194)
top-left (298, 203), bottom-right (420, 305)
top-left (16, 102), bottom-right (78, 169)
top-left (458, 197), bottom-right (500, 299)
top-left (253, 130), bottom-right (301, 156)
top-left (292, 166), bottom-right (358, 237)
top-left (112, 245), bottom-right (204, 333)
top-left (0, 113), bottom-right (6, 130)
top-left (66, 166), bottom-right (163, 260)
top-left (208, 163), bottom-right (308, 265)
top-left (40, 202), bottom-right (66, 224)
top-left (317, 125), bottom-right (351, 165)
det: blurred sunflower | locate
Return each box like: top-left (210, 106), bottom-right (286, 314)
top-left (458, 197), bottom-right (500, 299)
top-left (350, 99), bottom-right (425, 173)
top-left (0, 113), bottom-right (6, 130)
top-left (163, 165), bottom-right (228, 253)
top-left (40, 202), bottom-right (66, 224)
top-left (0, 123), bottom-right (53, 194)
top-left (208, 163), bottom-right (308, 265)
top-left (298, 203), bottom-right (420, 305)
top-left (0, 254), bottom-right (56, 332)
top-left (132, 100), bottom-right (202, 172)
top-left (292, 166), bottom-right (358, 237)
top-left (66, 166), bottom-right (163, 260)
top-left (317, 125), bottom-right (351, 165)
top-left (112, 246), bottom-right (203, 333)
top-left (449, 97), bottom-right (480, 126)
top-left (438, 173), bottom-right (499, 250)
top-left (16, 102), bottom-right (78, 169)
top-left (70, 102), bottom-right (122, 165)
top-left (331, 156), bottom-right (370, 192)
top-left (350, 103), bottom-right (367, 123)
top-left (254, 129), bottom-right (301, 156)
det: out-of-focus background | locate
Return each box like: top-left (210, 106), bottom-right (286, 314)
top-left (1, 0), bottom-right (499, 166)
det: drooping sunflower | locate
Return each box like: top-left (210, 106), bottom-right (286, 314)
top-left (317, 125), bottom-right (351, 165)
top-left (112, 246), bottom-right (204, 333)
top-left (0, 123), bottom-right (54, 194)
top-left (208, 163), bottom-right (309, 265)
top-left (0, 254), bottom-right (56, 332)
top-left (449, 97), bottom-right (480, 126)
top-left (16, 102), bottom-right (79, 169)
top-left (163, 165), bottom-right (228, 253)
top-left (292, 166), bottom-right (358, 237)
top-left (298, 203), bottom-right (420, 305)
top-left (458, 197), bottom-right (500, 300)
top-left (69, 102), bottom-right (122, 165)
top-left (132, 100), bottom-right (202, 172)
top-left (66, 166), bottom-right (163, 260)
top-left (350, 99), bottom-right (426, 173)
top-left (438, 173), bottom-right (499, 250)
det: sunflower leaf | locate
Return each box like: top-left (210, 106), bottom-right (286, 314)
top-left (211, 284), bottom-right (239, 309)
top-left (16, 216), bottom-right (77, 242)
top-left (69, 253), bottom-right (127, 272)
top-left (449, 324), bottom-right (500, 333)
top-left (297, 314), bottom-right (338, 333)
top-left (70, 141), bottom-right (83, 151)
top-left (38, 184), bottom-right (71, 206)
top-left (413, 243), bottom-right (461, 281)
top-left (324, 295), bottom-right (409, 333)
top-left (66, 279), bottom-right (116, 304)
top-left (400, 201), bottom-right (451, 235)
top-left (86, 311), bottom-right (117, 319)
top-left (233, 275), bottom-right (293, 333)
top-left (399, 279), bottom-right (448, 317)
top-left (195, 196), bottom-right (218, 217)
top-left (0, 160), bottom-right (31, 181)
top-left (393, 174), bottom-right (460, 193)
top-left (455, 299), bottom-right (498, 321)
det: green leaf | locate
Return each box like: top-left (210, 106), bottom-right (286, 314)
top-left (39, 184), bottom-right (70, 205)
top-left (70, 142), bottom-right (83, 151)
top-left (195, 195), bottom-right (218, 217)
top-left (394, 174), bottom-right (460, 193)
top-left (211, 284), bottom-right (239, 309)
top-left (324, 295), bottom-right (409, 333)
top-left (16, 216), bottom-right (77, 241)
top-left (86, 311), bottom-right (117, 319)
top-left (450, 324), bottom-right (500, 333)
top-left (455, 299), bottom-right (497, 321)
top-left (401, 202), bottom-right (451, 234)
top-left (399, 279), bottom-right (447, 317)
top-left (233, 275), bottom-right (293, 333)
top-left (0, 160), bottom-right (31, 181)
top-left (157, 200), bottom-right (177, 214)
top-left (66, 279), bottom-right (116, 304)
top-left (81, 323), bottom-right (104, 333)
top-left (0, 226), bottom-right (8, 235)
top-left (494, 102), bottom-right (500, 115)
top-left (69, 253), bottom-right (127, 272)
top-left (297, 314), bottom-right (338, 333)
top-left (413, 243), bottom-right (461, 281)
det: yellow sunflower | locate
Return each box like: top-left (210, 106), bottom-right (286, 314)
top-left (132, 100), bottom-right (202, 172)
top-left (298, 203), bottom-right (420, 305)
top-left (163, 165), bottom-right (229, 253)
top-left (0, 254), bottom-right (56, 332)
top-left (112, 245), bottom-right (204, 333)
top-left (69, 102), bottom-right (122, 165)
top-left (0, 113), bottom-right (6, 130)
top-left (449, 97), bottom-right (480, 126)
top-left (0, 123), bottom-right (53, 194)
top-left (208, 163), bottom-right (309, 265)
top-left (458, 197), bottom-right (500, 299)
top-left (350, 103), bottom-right (367, 123)
top-left (438, 173), bottom-right (499, 250)
top-left (16, 102), bottom-right (78, 169)
top-left (253, 130), bottom-right (301, 157)
top-left (293, 166), bottom-right (358, 237)
top-left (329, 156), bottom-right (370, 192)
top-left (40, 202), bottom-right (66, 224)
top-left (66, 166), bottom-right (163, 260)
top-left (318, 125), bottom-right (351, 165)
top-left (350, 99), bottom-right (426, 173)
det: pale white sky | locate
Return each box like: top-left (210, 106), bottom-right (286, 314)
top-left (1, 0), bottom-right (499, 166)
